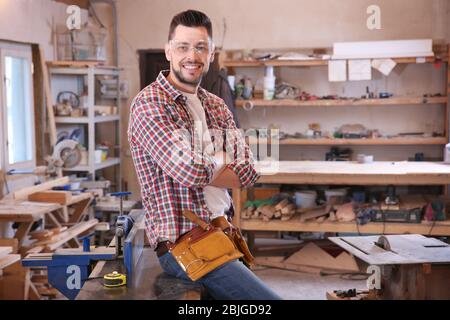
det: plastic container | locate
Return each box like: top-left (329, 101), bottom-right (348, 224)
top-left (295, 191), bottom-right (317, 208)
top-left (325, 188), bottom-right (348, 202)
top-left (264, 66), bottom-right (276, 100)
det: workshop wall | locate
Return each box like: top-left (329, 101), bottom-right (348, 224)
top-left (116, 0), bottom-right (450, 199)
top-left (0, 0), bottom-right (89, 60)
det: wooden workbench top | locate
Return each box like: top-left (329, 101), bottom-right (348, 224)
top-left (256, 161), bottom-right (450, 185)
top-left (0, 200), bottom-right (62, 222)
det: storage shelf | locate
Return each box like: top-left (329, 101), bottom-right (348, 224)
top-left (49, 67), bottom-right (119, 76)
top-left (63, 157), bottom-right (120, 172)
top-left (239, 217), bottom-right (450, 236)
top-left (224, 56), bottom-right (445, 68)
top-left (55, 115), bottom-right (120, 124)
top-left (249, 137), bottom-right (447, 146)
top-left (236, 96), bottom-right (447, 108)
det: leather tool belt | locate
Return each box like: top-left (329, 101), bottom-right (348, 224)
top-left (164, 211), bottom-right (254, 281)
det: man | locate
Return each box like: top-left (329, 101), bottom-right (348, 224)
top-left (128, 9), bottom-right (281, 300)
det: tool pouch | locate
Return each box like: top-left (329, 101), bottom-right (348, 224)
top-left (211, 216), bottom-right (255, 267)
top-left (169, 211), bottom-right (243, 281)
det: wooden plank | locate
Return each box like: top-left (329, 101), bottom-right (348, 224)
top-left (223, 56), bottom-right (443, 68)
top-left (236, 96), bottom-right (447, 108)
top-left (46, 212), bottom-right (62, 228)
top-left (250, 137), bottom-right (447, 146)
top-left (299, 206), bottom-right (329, 222)
top-left (28, 191), bottom-right (72, 205)
top-left (66, 192), bottom-right (93, 206)
top-left (14, 222), bottom-right (34, 247)
top-left (0, 254), bottom-right (21, 270)
top-left (68, 198), bottom-right (92, 223)
top-left (0, 239), bottom-right (19, 254)
top-left (13, 177), bottom-right (69, 201)
top-left (39, 46), bottom-right (57, 147)
top-left (47, 60), bottom-right (102, 67)
top-left (46, 219), bottom-right (98, 251)
top-left (0, 201), bottom-right (62, 222)
top-left (0, 247), bottom-right (12, 259)
top-left (239, 217), bottom-right (450, 236)
top-left (255, 161), bottom-right (450, 185)
top-left (54, 246), bottom-right (115, 256)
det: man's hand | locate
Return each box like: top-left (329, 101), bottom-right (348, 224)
top-left (210, 167), bottom-right (241, 188)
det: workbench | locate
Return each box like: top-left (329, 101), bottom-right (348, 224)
top-left (330, 234), bottom-right (450, 299)
top-left (232, 161), bottom-right (450, 248)
top-left (76, 248), bottom-right (202, 300)
top-left (0, 200), bottom-right (62, 247)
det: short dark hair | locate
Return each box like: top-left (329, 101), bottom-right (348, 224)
top-left (168, 10), bottom-right (212, 41)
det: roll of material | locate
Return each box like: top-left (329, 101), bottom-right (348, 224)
top-left (243, 100), bottom-right (254, 111)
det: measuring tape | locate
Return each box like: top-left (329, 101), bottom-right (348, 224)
top-left (103, 271), bottom-right (127, 287)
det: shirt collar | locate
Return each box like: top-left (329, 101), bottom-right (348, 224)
top-left (157, 70), bottom-right (209, 103)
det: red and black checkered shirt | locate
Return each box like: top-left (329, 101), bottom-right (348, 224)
top-left (128, 70), bottom-right (259, 248)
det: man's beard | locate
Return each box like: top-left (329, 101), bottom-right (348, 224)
top-left (171, 60), bottom-right (208, 86)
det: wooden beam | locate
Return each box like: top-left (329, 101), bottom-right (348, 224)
top-left (13, 177), bottom-right (69, 200)
top-left (14, 222), bottom-right (34, 247)
top-left (28, 191), bottom-right (72, 205)
top-left (38, 46), bottom-right (57, 148)
top-left (0, 239), bottom-right (19, 254)
top-left (68, 198), bottom-right (92, 224)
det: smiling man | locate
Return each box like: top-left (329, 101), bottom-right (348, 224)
top-left (128, 10), bottom-right (281, 300)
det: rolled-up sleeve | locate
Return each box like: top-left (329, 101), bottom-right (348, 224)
top-left (129, 98), bottom-right (217, 187)
top-left (221, 103), bottom-right (260, 187)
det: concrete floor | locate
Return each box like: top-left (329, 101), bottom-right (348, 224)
top-left (254, 266), bottom-right (367, 300)
top-left (251, 236), bottom-right (368, 300)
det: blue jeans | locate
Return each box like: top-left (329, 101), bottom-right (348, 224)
top-left (158, 252), bottom-right (282, 300)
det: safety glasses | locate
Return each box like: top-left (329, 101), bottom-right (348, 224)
top-left (169, 40), bottom-right (214, 56)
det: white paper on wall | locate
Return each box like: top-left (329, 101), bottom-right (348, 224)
top-left (328, 60), bottom-right (347, 82)
top-left (371, 58), bottom-right (396, 76)
top-left (348, 59), bottom-right (372, 81)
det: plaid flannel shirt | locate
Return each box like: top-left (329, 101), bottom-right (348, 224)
top-left (128, 70), bottom-right (259, 249)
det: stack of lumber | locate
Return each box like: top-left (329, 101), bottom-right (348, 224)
top-left (30, 271), bottom-right (59, 299)
top-left (23, 219), bottom-right (98, 300)
top-left (241, 198), bottom-right (297, 221)
top-left (27, 219), bottom-right (99, 253)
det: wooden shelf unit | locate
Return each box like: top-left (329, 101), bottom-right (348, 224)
top-left (227, 47), bottom-right (450, 244)
top-left (232, 161), bottom-right (450, 239)
top-left (48, 64), bottom-right (121, 186)
top-left (225, 46), bottom-right (450, 144)
top-left (224, 56), bottom-right (446, 68)
top-left (236, 96), bottom-right (447, 108)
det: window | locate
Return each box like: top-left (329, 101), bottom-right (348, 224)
top-left (0, 42), bottom-right (35, 171)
